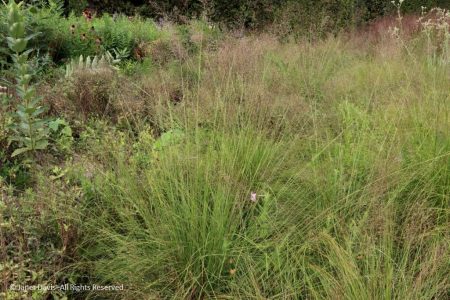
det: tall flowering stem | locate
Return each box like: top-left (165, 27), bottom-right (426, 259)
top-left (6, 0), bottom-right (49, 157)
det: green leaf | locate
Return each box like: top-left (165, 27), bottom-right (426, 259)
top-left (19, 122), bottom-right (30, 131)
top-left (25, 106), bottom-right (37, 114)
top-left (8, 38), bottom-right (27, 53)
top-left (61, 126), bottom-right (72, 136)
top-left (29, 6), bottom-right (38, 14)
top-left (49, 121), bottom-right (60, 132)
top-left (24, 32), bottom-right (41, 41)
top-left (11, 147), bottom-right (30, 157)
top-left (9, 22), bottom-right (25, 39)
top-left (31, 106), bottom-right (45, 117)
top-left (49, 118), bottom-right (65, 131)
top-left (34, 139), bottom-right (48, 150)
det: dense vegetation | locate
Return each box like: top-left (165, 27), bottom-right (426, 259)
top-left (23, 0), bottom-right (450, 28)
top-left (1, 0), bottom-right (449, 299)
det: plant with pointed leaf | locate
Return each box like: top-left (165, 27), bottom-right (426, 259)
top-left (6, 0), bottom-right (49, 157)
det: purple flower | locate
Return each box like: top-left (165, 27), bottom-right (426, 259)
top-left (250, 192), bottom-right (257, 203)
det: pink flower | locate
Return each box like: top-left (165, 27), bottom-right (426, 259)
top-left (250, 192), bottom-right (257, 203)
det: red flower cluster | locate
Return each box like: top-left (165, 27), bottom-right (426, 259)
top-left (82, 9), bottom-right (94, 22)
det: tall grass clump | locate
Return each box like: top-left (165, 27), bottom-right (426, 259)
top-left (80, 128), bottom-right (304, 298)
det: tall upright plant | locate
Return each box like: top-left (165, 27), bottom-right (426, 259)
top-left (6, 0), bottom-right (49, 157)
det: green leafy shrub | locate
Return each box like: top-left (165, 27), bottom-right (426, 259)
top-left (48, 117), bottom-right (74, 155)
top-left (32, 11), bottom-right (160, 63)
top-left (95, 14), bottom-right (134, 55)
top-left (0, 2), bottom-right (161, 65)
top-left (0, 5), bottom-right (9, 73)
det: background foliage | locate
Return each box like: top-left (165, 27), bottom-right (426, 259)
top-left (22, 0), bottom-right (450, 29)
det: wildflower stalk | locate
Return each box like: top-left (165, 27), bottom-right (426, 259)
top-left (390, 0), bottom-right (415, 61)
top-left (6, 0), bottom-right (49, 157)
